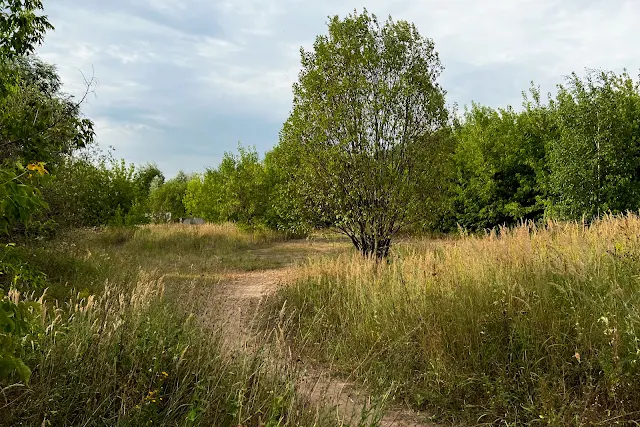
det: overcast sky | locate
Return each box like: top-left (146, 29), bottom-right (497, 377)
top-left (36, 0), bottom-right (640, 177)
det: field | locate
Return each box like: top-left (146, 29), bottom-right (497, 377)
top-left (1, 224), bottom-right (369, 427)
top-left (3, 217), bottom-right (640, 426)
top-left (269, 216), bottom-right (640, 425)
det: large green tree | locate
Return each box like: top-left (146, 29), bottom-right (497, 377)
top-left (280, 9), bottom-right (449, 259)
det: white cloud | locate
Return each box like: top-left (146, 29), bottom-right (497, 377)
top-left (34, 0), bottom-right (640, 176)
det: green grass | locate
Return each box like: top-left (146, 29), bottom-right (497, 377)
top-left (268, 215), bottom-right (640, 426)
top-left (1, 223), bottom-right (346, 427)
top-left (14, 223), bottom-right (296, 301)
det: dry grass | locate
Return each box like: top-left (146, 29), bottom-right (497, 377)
top-left (19, 222), bottom-right (303, 302)
top-left (2, 223), bottom-right (348, 427)
top-left (2, 275), bottom-right (337, 426)
top-left (270, 214), bottom-right (640, 426)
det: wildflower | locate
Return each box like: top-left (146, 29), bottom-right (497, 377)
top-left (574, 352), bottom-right (581, 363)
top-left (27, 162), bottom-right (48, 176)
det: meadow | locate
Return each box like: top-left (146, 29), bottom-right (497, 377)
top-left (4, 216), bottom-right (640, 426)
top-left (1, 224), bottom-right (351, 427)
top-left (269, 215), bottom-right (640, 426)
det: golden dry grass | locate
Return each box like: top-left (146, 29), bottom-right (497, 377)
top-left (272, 214), bottom-right (640, 426)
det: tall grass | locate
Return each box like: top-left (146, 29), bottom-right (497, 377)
top-left (1, 223), bottom-right (341, 426)
top-left (270, 214), bottom-right (640, 425)
top-left (2, 275), bottom-right (334, 426)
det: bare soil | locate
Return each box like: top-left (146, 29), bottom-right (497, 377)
top-left (199, 239), bottom-right (441, 427)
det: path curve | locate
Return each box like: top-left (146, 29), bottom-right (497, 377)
top-left (206, 243), bottom-right (441, 427)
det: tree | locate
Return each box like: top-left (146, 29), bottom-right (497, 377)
top-left (280, 9), bottom-right (449, 259)
top-left (183, 145), bottom-right (268, 226)
top-left (450, 100), bottom-right (547, 230)
top-left (147, 171), bottom-right (189, 222)
top-left (0, 57), bottom-right (95, 167)
top-left (547, 70), bottom-right (640, 220)
top-left (263, 142), bottom-right (314, 236)
top-left (0, 0), bottom-right (53, 59)
top-left (133, 163), bottom-right (164, 200)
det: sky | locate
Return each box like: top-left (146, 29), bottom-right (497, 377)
top-left (36, 0), bottom-right (640, 177)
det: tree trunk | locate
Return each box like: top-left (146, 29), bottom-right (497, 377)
top-left (347, 230), bottom-right (392, 261)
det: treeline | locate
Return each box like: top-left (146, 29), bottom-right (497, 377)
top-left (91, 69), bottom-right (639, 235)
top-left (32, 68), bottom-right (640, 237)
top-left (4, 7), bottom-right (640, 243)
top-left (449, 71), bottom-right (640, 231)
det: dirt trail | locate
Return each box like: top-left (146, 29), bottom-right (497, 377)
top-left (205, 240), bottom-right (440, 427)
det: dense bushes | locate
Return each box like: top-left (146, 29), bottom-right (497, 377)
top-left (449, 71), bottom-right (640, 231)
top-left (42, 154), bottom-right (144, 227)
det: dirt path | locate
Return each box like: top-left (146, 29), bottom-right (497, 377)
top-left (204, 240), bottom-right (440, 427)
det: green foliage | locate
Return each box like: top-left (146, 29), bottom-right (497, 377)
top-left (42, 153), bottom-right (152, 227)
top-left (0, 164), bottom-right (48, 234)
top-left (262, 143), bottom-right (313, 236)
top-left (0, 0), bottom-right (53, 59)
top-left (450, 100), bottom-right (547, 230)
top-left (0, 0), bottom-right (55, 385)
top-left (134, 163), bottom-right (164, 199)
top-left (0, 242), bottom-right (47, 291)
top-left (547, 70), bottom-right (640, 220)
top-left (0, 56), bottom-right (95, 166)
top-left (0, 288), bottom-right (39, 383)
top-left (278, 9), bottom-right (450, 258)
top-left (449, 70), bottom-right (640, 230)
top-left (147, 171), bottom-right (188, 222)
top-left (184, 145), bottom-right (269, 226)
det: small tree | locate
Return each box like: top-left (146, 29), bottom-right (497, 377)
top-left (281, 9), bottom-right (449, 259)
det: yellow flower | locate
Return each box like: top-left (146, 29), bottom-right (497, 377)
top-left (574, 352), bottom-right (581, 362)
top-left (27, 162), bottom-right (48, 176)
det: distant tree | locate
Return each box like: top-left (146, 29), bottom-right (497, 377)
top-left (547, 70), bottom-right (640, 219)
top-left (134, 163), bottom-right (164, 199)
top-left (148, 172), bottom-right (189, 222)
top-left (183, 145), bottom-right (268, 226)
top-left (280, 9), bottom-right (449, 259)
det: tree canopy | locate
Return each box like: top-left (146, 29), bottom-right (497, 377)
top-left (279, 9), bottom-right (450, 259)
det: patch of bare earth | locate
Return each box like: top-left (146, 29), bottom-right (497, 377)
top-left (202, 240), bottom-right (441, 427)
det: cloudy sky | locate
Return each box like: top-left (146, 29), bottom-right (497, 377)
top-left (36, 0), bottom-right (640, 177)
